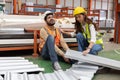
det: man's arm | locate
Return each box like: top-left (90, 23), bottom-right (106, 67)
top-left (60, 34), bottom-right (69, 51)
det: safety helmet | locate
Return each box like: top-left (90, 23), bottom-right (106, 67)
top-left (43, 11), bottom-right (53, 21)
top-left (73, 7), bottom-right (86, 16)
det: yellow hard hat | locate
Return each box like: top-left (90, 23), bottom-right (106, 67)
top-left (73, 7), bottom-right (86, 16)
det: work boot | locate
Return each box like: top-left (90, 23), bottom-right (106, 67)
top-left (53, 61), bottom-right (62, 71)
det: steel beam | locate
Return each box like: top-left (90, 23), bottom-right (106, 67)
top-left (65, 50), bottom-right (120, 70)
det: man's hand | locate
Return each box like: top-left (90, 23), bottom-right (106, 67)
top-left (62, 55), bottom-right (70, 63)
top-left (82, 49), bottom-right (90, 56)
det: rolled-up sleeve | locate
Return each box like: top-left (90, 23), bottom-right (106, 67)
top-left (89, 24), bottom-right (96, 43)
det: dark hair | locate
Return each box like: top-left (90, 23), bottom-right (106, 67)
top-left (75, 13), bottom-right (98, 34)
top-left (44, 13), bottom-right (53, 21)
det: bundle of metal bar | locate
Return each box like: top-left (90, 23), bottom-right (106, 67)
top-left (65, 49), bottom-right (120, 70)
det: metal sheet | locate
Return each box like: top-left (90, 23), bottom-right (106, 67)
top-left (0, 75), bottom-right (3, 80)
top-left (57, 70), bottom-right (72, 80)
top-left (54, 71), bottom-right (63, 80)
top-left (44, 73), bottom-right (54, 80)
top-left (72, 63), bottom-right (99, 70)
top-left (8, 68), bottom-right (44, 73)
top-left (0, 57), bottom-right (25, 60)
top-left (0, 62), bottom-right (33, 67)
top-left (23, 73), bottom-right (28, 80)
top-left (65, 50), bottom-right (120, 70)
top-left (0, 60), bottom-right (29, 63)
top-left (68, 69), bottom-right (95, 78)
top-left (39, 72), bottom-right (46, 80)
top-left (28, 74), bottom-right (41, 80)
top-left (0, 65), bottom-right (39, 71)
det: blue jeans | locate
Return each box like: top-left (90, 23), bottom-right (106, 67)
top-left (76, 33), bottom-right (103, 55)
top-left (41, 35), bottom-right (58, 64)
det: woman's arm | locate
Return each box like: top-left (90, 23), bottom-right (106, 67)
top-left (83, 24), bottom-right (96, 55)
top-left (60, 29), bottom-right (76, 37)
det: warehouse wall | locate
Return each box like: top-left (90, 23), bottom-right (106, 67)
top-left (60, 0), bottom-right (88, 8)
top-left (4, 0), bottom-right (114, 19)
top-left (92, 0), bottom-right (114, 19)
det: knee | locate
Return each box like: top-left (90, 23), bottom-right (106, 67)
top-left (76, 33), bottom-right (84, 39)
top-left (92, 44), bottom-right (102, 52)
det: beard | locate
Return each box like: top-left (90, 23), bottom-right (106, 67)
top-left (46, 19), bottom-right (55, 26)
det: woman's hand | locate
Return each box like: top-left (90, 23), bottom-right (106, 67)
top-left (60, 28), bottom-right (65, 33)
top-left (82, 49), bottom-right (90, 56)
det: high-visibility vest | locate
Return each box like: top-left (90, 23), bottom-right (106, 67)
top-left (44, 26), bottom-right (61, 46)
top-left (39, 27), bottom-right (61, 52)
top-left (83, 23), bottom-right (103, 46)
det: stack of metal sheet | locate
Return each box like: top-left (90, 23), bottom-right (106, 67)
top-left (0, 29), bottom-right (34, 47)
top-left (0, 57), bottom-right (99, 80)
top-left (0, 57), bottom-right (44, 80)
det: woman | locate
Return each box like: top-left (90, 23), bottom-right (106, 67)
top-left (61, 7), bottom-right (103, 56)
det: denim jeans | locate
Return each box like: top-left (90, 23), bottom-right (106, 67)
top-left (41, 35), bottom-right (58, 64)
top-left (76, 33), bottom-right (103, 55)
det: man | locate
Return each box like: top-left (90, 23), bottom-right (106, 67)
top-left (39, 11), bottom-right (70, 71)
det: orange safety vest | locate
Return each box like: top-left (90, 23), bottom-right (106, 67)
top-left (39, 26), bottom-right (61, 52)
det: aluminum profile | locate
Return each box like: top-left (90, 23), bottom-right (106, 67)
top-left (65, 49), bottom-right (120, 70)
